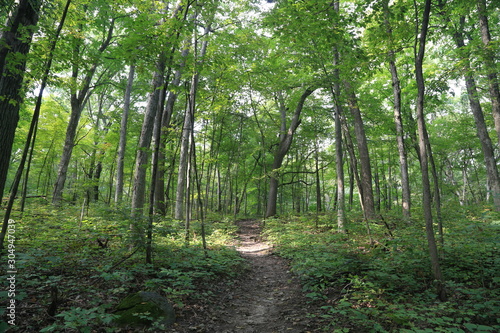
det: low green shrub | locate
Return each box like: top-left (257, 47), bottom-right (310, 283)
top-left (263, 212), bottom-right (500, 332)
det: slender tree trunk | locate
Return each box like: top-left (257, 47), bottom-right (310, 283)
top-left (115, 64), bottom-right (135, 205)
top-left (477, 0), bottom-right (500, 148)
top-left (131, 56), bottom-right (166, 217)
top-left (174, 82), bottom-right (194, 221)
top-left (175, 25), bottom-right (211, 220)
top-left (343, 126), bottom-right (363, 211)
top-left (425, 129), bottom-right (442, 227)
top-left (88, 96), bottom-right (108, 203)
top-left (390, 60), bottom-right (411, 217)
top-left (414, 0), bottom-right (447, 301)
top-left (382, 0), bottom-right (411, 220)
top-left (374, 161), bottom-right (381, 212)
top-left (52, 19), bottom-right (115, 205)
top-left (265, 88), bottom-right (315, 218)
top-left (155, 48), bottom-right (189, 214)
top-left (315, 145), bottom-right (322, 213)
top-left (330, 42), bottom-right (346, 231)
top-left (344, 82), bottom-right (376, 220)
top-left (93, 160), bottom-right (102, 202)
top-left (20, 118), bottom-right (38, 213)
top-left (453, 24), bottom-right (500, 211)
top-left (335, 107), bottom-right (346, 232)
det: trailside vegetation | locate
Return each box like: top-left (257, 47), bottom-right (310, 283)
top-left (263, 208), bottom-right (499, 332)
top-left (1, 0), bottom-right (499, 331)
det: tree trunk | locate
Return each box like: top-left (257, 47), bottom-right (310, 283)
top-left (390, 59), bottom-right (411, 218)
top-left (344, 82), bottom-right (376, 220)
top-left (155, 48), bottom-right (189, 215)
top-left (315, 142), bottom-right (322, 213)
top-left (414, 0), bottom-right (447, 301)
top-left (331, 40), bottom-right (347, 231)
top-left (52, 19), bottom-right (115, 205)
top-left (0, 0), bottom-right (41, 203)
top-left (265, 88), bottom-right (315, 218)
top-left (131, 56), bottom-right (165, 217)
top-left (454, 23), bottom-right (500, 211)
top-left (0, 0), bottom-right (42, 252)
top-left (343, 126), bottom-right (363, 211)
top-left (382, 0), bottom-right (411, 220)
top-left (175, 26), bottom-right (211, 220)
top-left (1, 0), bottom-right (58, 250)
top-left (335, 107), bottom-right (346, 232)
top-left (115, 64), bottom-right (135, 205)
top-left (374, 161), bottom-right (381, 212)
top-left (477, 0), bottom-right (500, 148)
top-left (93, 161), bottom-right (102, 202)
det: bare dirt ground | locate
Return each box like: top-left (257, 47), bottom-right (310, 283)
top-left (173, 220), bottom-right (324, 333)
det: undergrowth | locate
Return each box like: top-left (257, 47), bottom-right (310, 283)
top-left (263, 206), bottom-right (500, 333)
top-left (0, 204), bottom-right (245, 332)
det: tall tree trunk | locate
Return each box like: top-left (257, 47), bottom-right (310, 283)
top-left (131, 56), bottom-right (166, 217)
top-left (174, 83), bottom-right (194, 221)
top-left (88, 95), bottom-right (108, 203)
top-left (265, 88), bottom-right (315, 218)
top-left (314, 140), bottom-right (322, 213)
top-left (335, 106), bottom-right (346, 232)
top-left (331, 40), bottom-right (346, 231)
top-left (453, 22), bottom-right (500, 211)
top-left (0, 0), bottom-right (41, 204)
top-left (175, 25), bottom-right (211, 220)
top-left (374, 160), bottom-right (381, 212)
top-left (414, 0), bottom-right (447, 301)
top-left (343, 124), bottom-right (363, 211)
top-left (155, 48), bottom-right (189, 215)
top-left (52, 19), bottom-right (115, 205)
top-left (344, 82), bottom-right (376, 219)
top-left (424, 128), bottom-right (443, 231)
top-left (1, 0), bottom-right (64, 250)
top-left (383, 0), bottom-right (411, 218)
top-left (477, 0), bottom-right (500, 148)
top-left (115, 64), bottom-right (135, 205)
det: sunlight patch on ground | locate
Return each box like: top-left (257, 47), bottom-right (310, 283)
top-left (236, 241), bottom-right (273, 256)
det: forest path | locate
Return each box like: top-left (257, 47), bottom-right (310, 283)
top-left (203, 219), bottom-right (320, 333)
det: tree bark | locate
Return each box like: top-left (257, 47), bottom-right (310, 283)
top-left (0, 0), bottom-right (41, 203)
top-left (331, 40), bottom-right (346, 231)
top-left (0, 0), bottom-right (42, 251)
top-left (175, 27), bottom-right (210, 220)
top-left (454, 22), bottom-right (500, 211)
top-left (265, 88), bottom-right (315, 218)
top-left (131, 56), bottom-right (165, 217)
top-left (155, 48), bottom-right (189, 215)
top-left (115, 64), bottom-right (135, 205)
top-left (314, 140), bottom-right (322, 213)
top-left (383, 0), bottom-right (411, 219)
top-left (477, 0), bottom-right (500, 148)
top-left (174, 78), bottom-right (194, 221)
top-left (344, 82), bottom-right (376, 220)
top-left (414, 0), bottom-right (446, 301)
top-left (335, 106), bottom-right (346, 232)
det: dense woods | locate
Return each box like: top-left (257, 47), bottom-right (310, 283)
top-left (1, 0), bottom-right (499, 332)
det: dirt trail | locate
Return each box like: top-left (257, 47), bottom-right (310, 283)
top-left (204, 219), bottom-right (320, 333)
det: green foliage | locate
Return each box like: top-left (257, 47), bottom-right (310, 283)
top-left (2, 205), bottom-right (244, 331)
top-left (40, 305), bottom-right (118, 333)
top-left (263, 212), bottom-right (500, 332)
